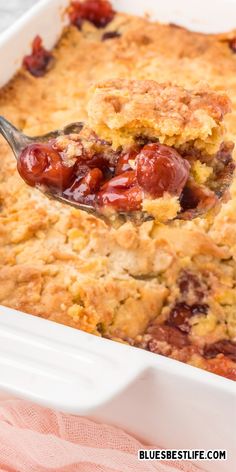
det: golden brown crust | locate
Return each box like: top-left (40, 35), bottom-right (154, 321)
top-left (88, 79), bottom-right (231, 151)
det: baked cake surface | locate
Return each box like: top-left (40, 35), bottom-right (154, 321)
top-left (0, 3), bottom-right (236, 379)
top-left (88, 78), bottom-right (230, 151)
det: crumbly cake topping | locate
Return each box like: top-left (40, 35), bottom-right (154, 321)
top-left (88, 79), bottom-right (231, 152)
top-left (142, 195), bottom-right (181, 222)
top-left (0, 1), bottom-right (236, 380)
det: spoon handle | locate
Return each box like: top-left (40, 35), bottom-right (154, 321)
top-left (0, 116), bottom-right (84, 159)
top-left (0, 116), bottom-right (33, 159)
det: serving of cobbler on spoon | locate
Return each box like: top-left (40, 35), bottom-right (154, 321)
top-left (0, 79), bottom-right (234, 225)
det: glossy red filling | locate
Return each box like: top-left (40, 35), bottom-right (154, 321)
top-left (146, 323), bottom-right (236, 381)
top-left (17, 140), bottom-right (190, 213)
top-left (23, 36), bottom-right (53, 77)
top-left (229, 37), bottom-right (236, 53)
top-left (69, 0), bottom-right (115, 29)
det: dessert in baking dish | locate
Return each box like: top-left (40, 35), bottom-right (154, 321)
top-left (17, 79), bottom-right (234, 222)
top-left (0, 0), bottom-right (236, 380)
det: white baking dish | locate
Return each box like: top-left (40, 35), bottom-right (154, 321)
top-left (0, 1), bottom-right (236, 471)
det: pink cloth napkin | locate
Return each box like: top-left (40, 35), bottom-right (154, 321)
top-left (0, 399), bottom-right (202, 472)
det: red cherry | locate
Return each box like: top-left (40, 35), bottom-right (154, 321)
top-left (83, 167), bottom-right (103, 193)
top-left (147, 324), bottom-right (190, 350)
top-left (17, 143), bottom-right (75, 190)
top-left (97, 186), bottom-right (142, 211)
top-left (64, 168), bottom-right (103, 203)
top-left (100, 170), bottom-right (136, 189)
top-left (23, 35), bottom-right (53, 77)
top-left (69, 0), bottom-right (115, 29)
top-left (168, 302), bottom-right (208, 333)
top-left (135, 143), bottom-right (190, 197)
top-left (97, 170), bottom-right (142, 211)
top-left (115, 147), bottom-right (140, 175)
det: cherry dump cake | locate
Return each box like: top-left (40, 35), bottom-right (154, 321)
top-left (0, 0), bottom-right (236, 380)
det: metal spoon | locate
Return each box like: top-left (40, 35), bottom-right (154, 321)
top-left (0, 116), bottom-right (152, 226)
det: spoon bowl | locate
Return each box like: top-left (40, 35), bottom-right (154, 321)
top-left (0, 116), bottom-right (152, 226)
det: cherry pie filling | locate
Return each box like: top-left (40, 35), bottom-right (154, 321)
top-left (68, 0), bottom-right (115, 29)
top-left (23, 1), bottom-right (117, 77)
top-left (143, 321), bottom-right (236, 381)
top-left (17, 132), bottom-right (235, 218)
top-left (23, 36), bottom-right (53, 77)
top-left (137, 270), bottom-right (236, 380)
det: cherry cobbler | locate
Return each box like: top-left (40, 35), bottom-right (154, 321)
top-left (0, 0), bottom-right (236, 380)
